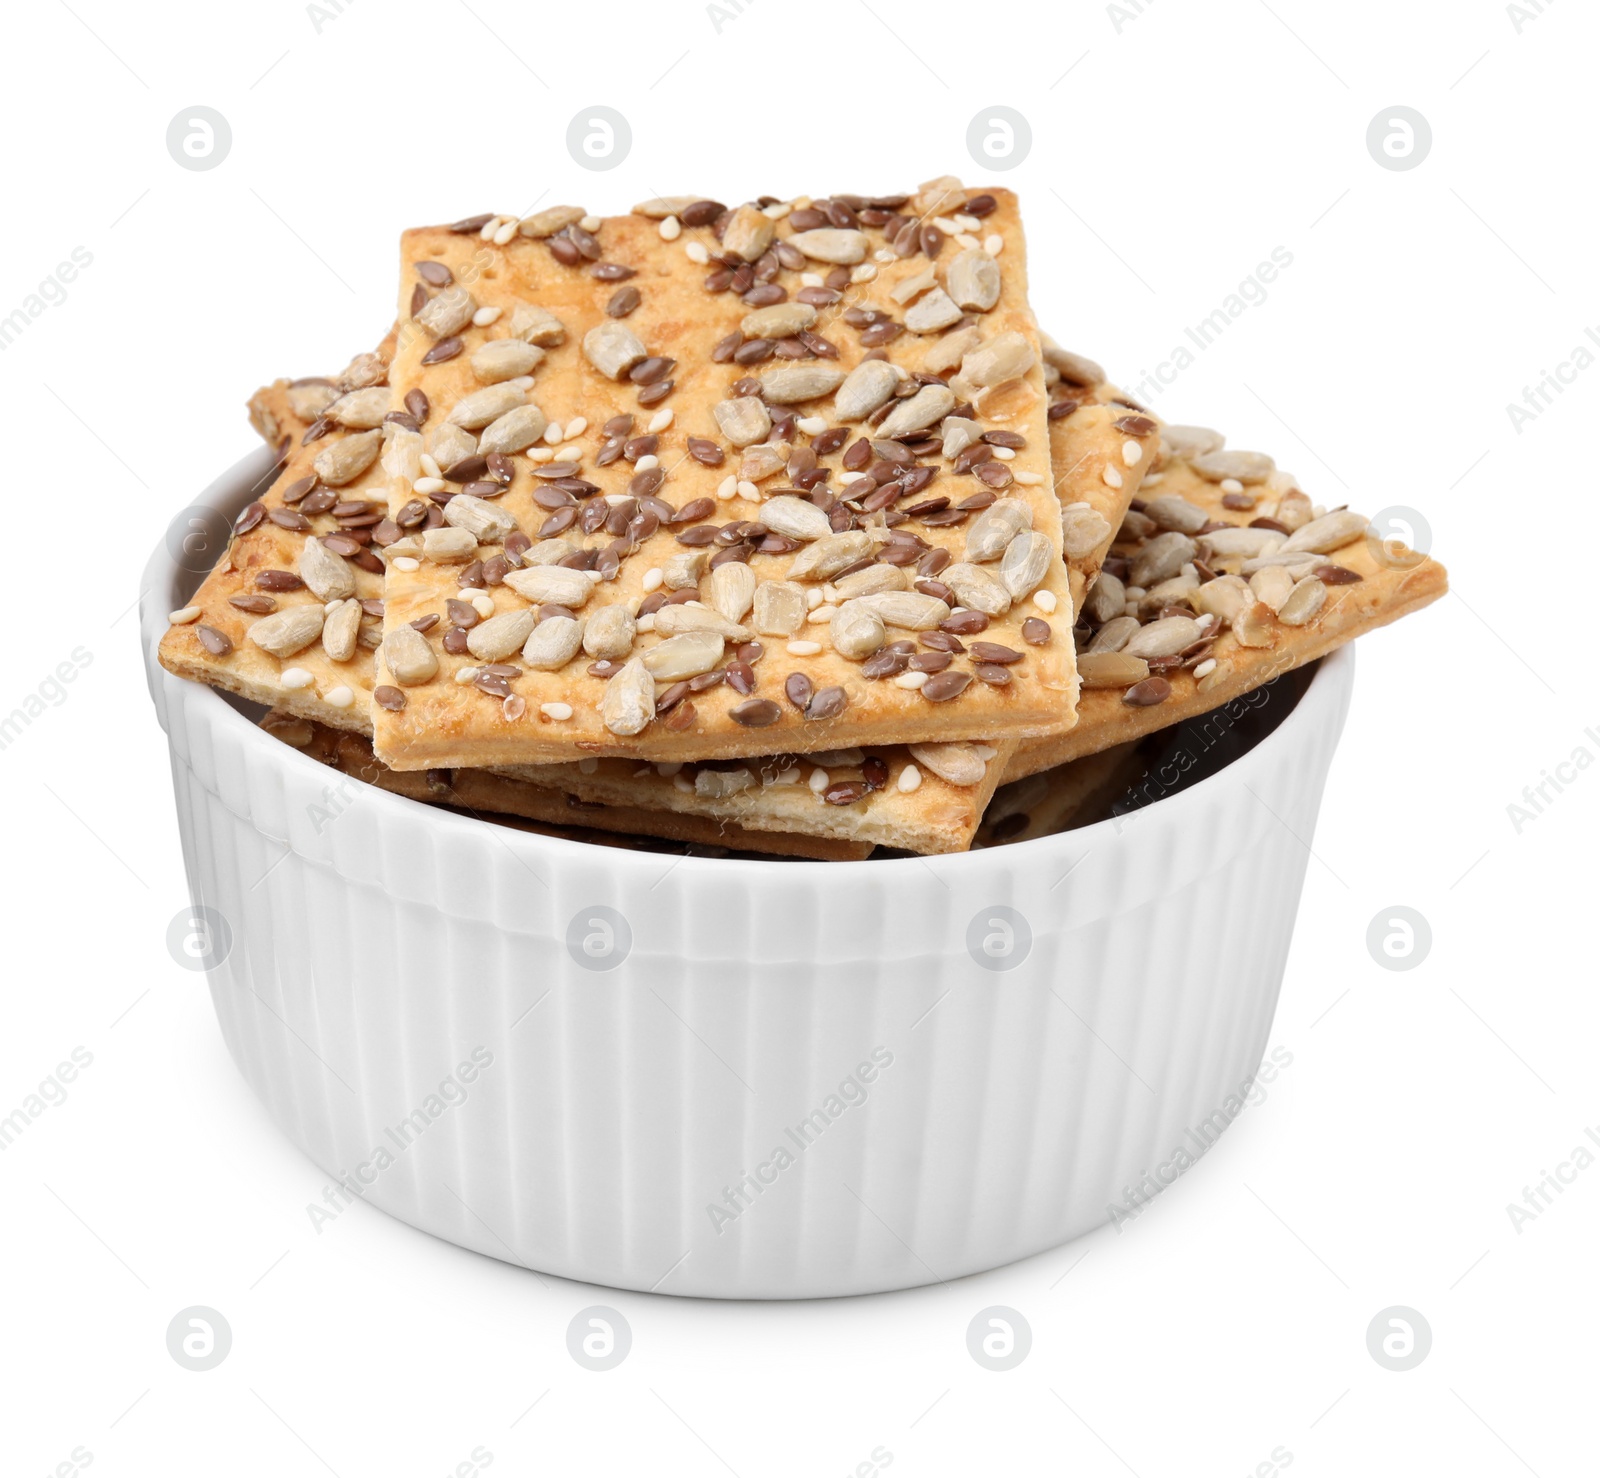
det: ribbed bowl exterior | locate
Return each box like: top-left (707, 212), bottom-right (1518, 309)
top-left (144, 450), bottom-right (1353, 1299)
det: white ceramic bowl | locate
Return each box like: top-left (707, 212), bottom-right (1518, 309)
top-left (143, 446), bottom-right (1354, 1299)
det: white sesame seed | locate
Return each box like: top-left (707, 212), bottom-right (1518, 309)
top-left (280, 667), bottom-right (313, 690)
top-left (932, 215), bottom-right (959, 232)
top-left (991, 445), bottom-right (1016, 461)
top-left (503, 695), bottom-right (526, 722)
top-left (566, 415), bottom-right (591, 438)
top-left (954, 213), bottom-right (981, 232)
top-left (578, 757), bottom-right (599, 774)
top-left (647, 409), bottom-right (674, 432)
top-left (323, 686), bottom-right (355, 708)
top-left (471, 305), bottom-right (502, 328)
top-left (806, 605), bottom-right (837, 623)
top-left (787, 639), bottom-right (822, 656)
top-left (526, 447), bottom-right (554, 463)
top-left (776, 765), bottom-right (803, 787)
top-left (543, 422), bottom-right (564, 445)
top-left (685, 599), bottom-right (705, 609)
top-left (1032, 589), bottom-right (1058, 613)
top-left (458, 587), bottom-right (487, 600)
top-left (414, 476), bottom-right (445, 494)
top-left (1103, 465), bottom-right (1125, 489)
top-left (873, 248), bottom-right (896, 265)
top-left (954, 233), bottom-right (980, 250)
top-left (655, 761), bottom-right (682, 777)
top-left (324, 599), bottom-right (343, 615)
top-left (541, 702), bottom-right (573, 721)
top-left (736, 478), bottom-right (758, 499)
top-left (168, 606), bottom-right (201, 624)
top-left (801, 272), bottom-right (824, 287)
top-left (419, 453), bottom-right (442, 478)
top-left (1194, 658), bottom-right (1217, 679)
top-left (634, 453), bottom-right (659, 472)
top-left (455, 667), bottom-right (479, 685)
top-left (1123, 440), bottom-right (1144, 467)
top-left (479, 217), bottom-right (500, 241)
top-left (898, 764), bottom-right (923, 793)
top-left (493, 221), bottom-right (516, 246)
top-left (1221, 477), bottom-right (1244, 493)
top-left (642, 567), bottom-right (664, 592)
top-left (895, 671), bottom-right (929, 690)
top-left (658, 215), bottom-right (682, 241)
top-left (673, 773), bottom-right (695, 793)
top-left (796, 416), bottom-right (827, 436)
top-left (984, 233), bottom-right (1003, 255)
top-left (685, 240), bottom-right (709, 265)
top-left (1013, 470), bottom-right (1044, 485)
top-left (839, 470), bottom-right (868, 485)
top-left (471, 594), bottom-right (495, 619)
top-left (822, 584), bottom-right (841, 603)
top-left (558, 443), bottom-right (584, 459)
top-left (715, 475), bottom-right (737, 501)
top-left (808, 767), bottom-right (830, 794)
top-left (392, 556), bottom-right (419, 572)
top-left (805, 587), bottom-right (824, 609)
top-left (762, 201), bottom-right (791, 219)
top-left (637, 612), bottom-right (657, 632)
top-left (583, 568), bottom-right (605, 583)
top-left (579, 214), bottom-right (601, 233)
top-left (851, 263), bottom-right (878, 283)
top-left (510, 375), bottom-right (536, 390)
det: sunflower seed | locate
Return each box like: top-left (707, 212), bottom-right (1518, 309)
top-left (1131, 531), bottom-right (1198, 589)
top-left (879, 382), bottom-right (955, 437)
top-left (945, 249), bottom-right (1001, 311)
top-left (1123, 615), bottom-right (1202, 659)
top-left (1279, 509), bottom-right (1369, 555)
top-left (1085, 571), bottom-right (1126, 625)
top-left (1000, 531), bottom-right (1052, 600)
top-left (851, 591), bottom-right (950, 630)
top-left (759, 365), bottom-right (846, 404)
top-left (504, 565), bottom-right (593, 607)
top-left (598, 656), bottom-right (654, 735)
top-left (760, 494), bottom-right (832, 541)
top-left (249, 606), bottom-right (325, 659)
top-left (318, 598), bottom-right (361, 662)
top-left (713, 396), bottom-right (772, 447)
top-left (1061, 506), bottom-right (1112, 561)
top-left (709, 561), bottom-right (758, 624)
top-left (1138, 574), bottom-right (1199, 619)
top-left (1191, 448), bottom-right (1275, 483)
top-left (428, 423), bottom-right (477, 469)
top-left (443, 494), bottom-right (517, 544)
top-left (742, 302), bottom-right (817, 339)
top-left (580, 320), bottom-right (648, 381)
top-left (1248, 564), bottom-right (1296, 612)
top-left (940, 416), bottom-right (983, 459)
top-left (788, 531), bottom-right (878, 581)
top-left (518, 205), bottom-right (585, 237)
top-left (1232, 601), bottom-right (1278, 648)
top-left (421, 527), bottom-right (479, 562)
top-left (522, 614), bottom-right (585, 671)
top-left (312, 429), bottom-right (382, 486)
top-left (834, 565), bottom-right (907, 600)
top-left (477, 404), bottom-right (549, 456)
top-left (1197, 527), bottom-right (1284, 561)
top-left (1088, 615), bottom-right (1140, 653)
top-left (465, 609), bottom-right (537, 662)
top-left (787, 228), bottom-right (868, 263)
top-left (954, 331), bottom-right (1035, 392)
top-left (1277, 574), bottom-right (1328, 626)
top-left (903, 287), bottom-right (963, 335)
top-left (642, 631), bottom-right (725, 682)
top-left (1040, 337), bottom-right (1104, 386)
top-left (830, 602), bottom-right (887, 659)
top-left (417, 286), bottom-right (476, 337)
top-left (659, 549), bottom-right (707, 590)
top-left (581, 603), bottom-right (637, 659)
top-left (652, 605), bottom-right (750, 641)
top-left (1078, 651), bottom-right (1150, 688)
top-left (327, 387), bottom-right (391, 429)
top-left (448, 384), bottom-right (525, 430)
top-left (298, 537), bottom-right (355, 601)
top-left (1192, 573), bottom-right (1251, 624)
top-left (722, 205), bottom-right (776, 262)
top-left (921, 325), bottom-right (982, 376)
top-left (509, 302), bottom-right (567, 346)
top-left (471, 340), bottom-right (543, 384)
top-left (964, 497), bottom-right (1032, 562)
top-left (830, 359), bottom-right (900, 423)
top-left (1142, 494), bottom-right (1210, 535)
top-left (936, 562), bottom-right (1009, 616)
top-left (380, 625), bottom-right (437, 686)
top-left (286, 382), bottom-right (339, 423)
top-left (904, 742), bottom-right (984, 786)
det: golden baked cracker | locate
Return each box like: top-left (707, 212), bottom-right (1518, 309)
top-left (975, 741), bottom-right (1143, 847)
top-left (261, 712), bottom-right (870, 861)
top-left (371, 185), bottom-right (1103, 771)
top-left (1003, 427), bottom-right (1447, 781)
top-left (159, 344), bottom-right (397, 730)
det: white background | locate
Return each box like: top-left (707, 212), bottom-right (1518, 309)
top-left (2, 0), bottom-right (1594, 1473)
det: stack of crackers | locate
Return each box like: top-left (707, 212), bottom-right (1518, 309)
top-left (162, 177), bottom-right (1447, 859)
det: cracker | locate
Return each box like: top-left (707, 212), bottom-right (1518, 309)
top-left (1004, 420), bottom-right (1447, 780)
top-left (371, 184), bottom-right (1106, 771)
top-left (159, 344), bottom-right (398, 730)
top-left (262, 712), bottom-right (870, 861)
top-left (975, 741), bottom-right (1143, 847)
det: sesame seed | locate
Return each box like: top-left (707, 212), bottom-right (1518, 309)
top-left (673, 773), bottom-right (695, 793)
top-left (635, 453), bottom-right (660, 472)
top-left (1194, 658), bottom-right (1218, 679)
top-left (762, 201), bottom-right (791, 219)
top-left (281, 667), bottom-right (313, 690)
top-left (510, 375), bottom-right (536, 390)
top-left (716, 475), bottom-right (737, 500)
top-left (1221, 477), bottom-right (1244, 493)
top-left (1142, 472), bottom-right (1165, 487)
top-left (984, 233), bottom-right (1004, 255)
top-left (642, 567), bottom-right (664, 592)
top-left (873, 248), bottom-right (896, 265)
top-left (558, 443), bottom-right (584, 459)
top-left (471, 594), bottom-right (495, 619)
top-left (637, 612), bottom-right (657, 632)
top-left (932, 215), bottom-right (959, 232)
top-left (898, 765), bottom-right (922, 793)
top-left (526, 447), bottom-right (555, 463)
top-left (801, 272), bottom-right (824, 287)
top-left (895, 671), bottom-right (929, 690)
top-left (1013, 471), bottom-right (1044, 485)
top-left (655, 761), bottom-right (682, 776)
top-left (493, 221), bottom-right (516, 246)
top-left (420, 453), bottom-right (442, 478)
top-left (414, 476), bottom-right (445, 494)
top-left (647, 409), bottom-right (673, 432)
top-left (796, 416), bottom-right (827, 436)
top-left (990, 445), bottom-right (1015, 461)
top-left (659, 215), bottom-right (681, 241)
top-left (1032, 589), bottom-right (1058, 613)
top-left (955, 213), bottom-right (981, 231)
top-left (839, 470), bottom-right (868, 485)
top-left (954, 233), bottom-right (980, 251)
top-left (540, 702), bottom-right (573, 721)
top-left (685, 240), bottom-right (710, 265)
top-left (776, 766), bottom-right (802, 786)
top-left (1103, 465), bottom-right (1125, 489)
top-left (808, 767), bottom-right (830, 794)
top-left (392, 557), bottom-right (420, 572)
top-left (543, 422), bottom-right (564, 445)
top-left (579, 214), bottom-right (602, 233)
top-left (458, 587), bottom-right (488, 600)
top-left (472, 306), bottom-right (503, 328)
top-left (850, 263), bottom-right (877, 283)
top-left (566, 416), bottom-right (588, 438)
top-left (324, 600), bottom-right (343, 615)
top-left (503, 694), bottom-right (526, 721)
top-left (455, 667), bottom-right (479, 685)
top-left (736, 479), bottom-right (758, 499)
top-left (806, 605), bottom-right (837, 623)
top-left (787, 639), bottom-right (822, 656)
top-left (1122, 440), bottom-right (1144, 467)
top-left (168, 606), bottom-right (201, 624)
top-left (478, 217), bottom-right (501, 241)
top-left (805, 588), bottom-right (824, 609)
top-left (324, 686), bottom-right (355, 708)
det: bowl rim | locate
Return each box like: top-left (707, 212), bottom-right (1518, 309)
top-left (143, 444), bottom-right (1354, 878)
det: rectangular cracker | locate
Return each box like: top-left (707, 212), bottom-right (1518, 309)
top-left (371, 183), bottom-right (1089, 771)
top-left (262, 712), bottom-right (871, 861)
top-left (976, 741), bottom-right (1144, 847)
top-left (1003, 418), bottom-right (1447, 781)
top-left (159, 343), bottom-right (398, 730)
